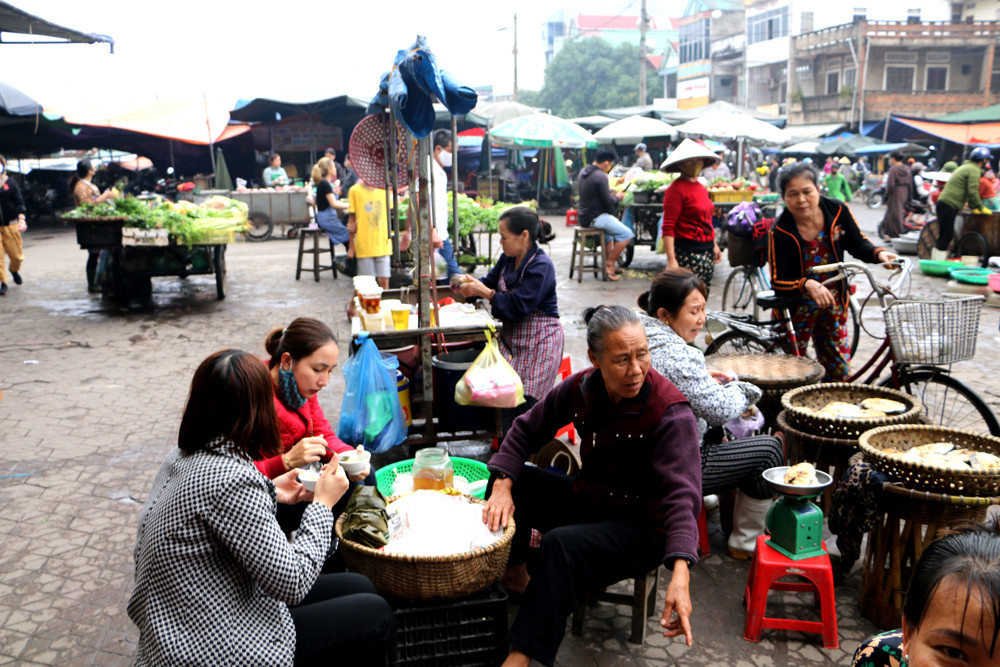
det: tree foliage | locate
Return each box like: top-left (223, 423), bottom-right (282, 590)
top-left (535, 38), bottom-right (643, 118)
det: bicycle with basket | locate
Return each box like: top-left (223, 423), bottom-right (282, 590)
top-left (703, 257), bottom-right (999, 435)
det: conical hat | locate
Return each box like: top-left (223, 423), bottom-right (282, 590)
top-left (838, 156), bottom-right (851, 164)
top-left (660, 139), bottom-right (722, 172)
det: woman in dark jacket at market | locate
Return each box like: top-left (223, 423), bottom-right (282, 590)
top-left (769, 162), bottom-right (896, 381)
top-left (458, 206), bottom-right (564, 435)
top-left (484, 305), bottom-right (702, 667)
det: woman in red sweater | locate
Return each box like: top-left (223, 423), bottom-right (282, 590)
top-left (257, 317), bottom-right (371, 481)
top-left (661, 139), bottom-right (724, 292)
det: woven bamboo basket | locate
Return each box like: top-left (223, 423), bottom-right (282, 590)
top-left (334, 494), bottom-right (516, 601)
top-left (781, 383), bottom-right (924, 439)
top-left (706, 354), bottom-right (824, 428)
top-left (858, 424), bottom-right (1000, 496)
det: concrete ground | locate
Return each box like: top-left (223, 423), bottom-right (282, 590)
top-left (1, 203), bottom-right (998, 665)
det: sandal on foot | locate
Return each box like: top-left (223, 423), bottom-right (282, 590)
top-left (11, 271), bottom-right (21, 285)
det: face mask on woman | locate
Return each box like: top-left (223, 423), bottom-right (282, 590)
top-left (680, 160), bottom-right (703, 178)
top-left (437, 149), bottom-right (452, 168)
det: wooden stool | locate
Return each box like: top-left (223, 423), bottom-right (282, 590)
top-left (859, 485), bottom-right (997, 630)
top-left (569, 227), bottom-right (607, 282)
top-left (572, 568), bottom-right (659, 644)
top-left (744, 535), bottom-right (839, 649)
top-left (295, 227), bottom-right (338, 282)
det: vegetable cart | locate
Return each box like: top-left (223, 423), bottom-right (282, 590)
top-left (72, 218), bottom-right (230, 302)
top-left (224, 189), bottom-right (313, 242)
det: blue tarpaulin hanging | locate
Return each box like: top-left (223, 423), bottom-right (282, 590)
top-left (368, 36), bottom-right (477, 138)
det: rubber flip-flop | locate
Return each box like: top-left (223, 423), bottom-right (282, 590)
top-left (605, 273), bottom-right (621, 282)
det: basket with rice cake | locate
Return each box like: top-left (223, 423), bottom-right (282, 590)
top-left (781, 383), bottom-right (924, 439)
top-left (859, 424), bottom-right (1000, 495)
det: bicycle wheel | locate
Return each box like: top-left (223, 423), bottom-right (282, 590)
top-left (704, 329), bottom-right (780, 356)
top-left (722, 267), bottom-right (760, 318)
top-left (879, 369), bottom-right (1000, 435)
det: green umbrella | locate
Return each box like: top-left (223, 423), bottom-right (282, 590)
top-left (490, 113), bottom-right (598, 149)
top-left (214, 147), bottom-right (233, 191)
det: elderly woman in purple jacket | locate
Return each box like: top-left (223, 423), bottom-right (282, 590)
top-left (482, 305), bottom-right (702, 667)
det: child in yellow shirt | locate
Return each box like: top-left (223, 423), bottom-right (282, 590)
top-left (347, 180), bottom-right (392, 288)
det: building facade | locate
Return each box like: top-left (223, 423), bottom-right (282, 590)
top-left (789, 19), bottom-right (1000, 124)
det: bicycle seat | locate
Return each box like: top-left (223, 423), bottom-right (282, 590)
top-left (756, 290), bottom-right (800, 311)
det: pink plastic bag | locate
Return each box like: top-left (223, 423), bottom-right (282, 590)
top-left (455, 330), bottom-right (525, 408)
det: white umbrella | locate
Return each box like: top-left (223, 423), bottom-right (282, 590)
top-left (673, 109), bottom-right (789, 144)
top-left (781, 141), bottom-right (821, 154)
top-left (593, 115), bottom-right (677, 143)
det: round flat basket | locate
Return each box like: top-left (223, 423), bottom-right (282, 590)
top-left (335, 494), bottom-right (515, 601)
top-left (706, 354), bottom-right (824, 390)
top-left (781, 383), bottom-right (924, 439)
top-left (858, 424), bottom-right (1000, 496)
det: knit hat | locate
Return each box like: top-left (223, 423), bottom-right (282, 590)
top-left (660, 139), bottom-right (721, 172)
top-left (942, 161), bottom-right (959, 173)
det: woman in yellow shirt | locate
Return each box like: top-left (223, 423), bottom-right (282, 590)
top-left (346, 180), bottom-right (392, 288)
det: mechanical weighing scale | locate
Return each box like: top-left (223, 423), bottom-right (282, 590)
top-left (761, 466), bottom-right (834, 560)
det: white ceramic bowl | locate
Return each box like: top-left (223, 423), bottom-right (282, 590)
top-left (297, 468), bottom-right (320, 492)
top-left (339, 449), bottom-right (371, 476)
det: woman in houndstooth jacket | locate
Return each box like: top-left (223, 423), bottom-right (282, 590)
top-left (127, 349), bottom-right (393, 666)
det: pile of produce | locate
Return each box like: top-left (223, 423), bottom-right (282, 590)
top-left (399, 194), bottom-right (536, 238)
top-left (64, 195), bottom-right (249, 245)
top-left (708, 177), bottom-right (761, 193)
top-left (611, 170), bottom-right (677, 194)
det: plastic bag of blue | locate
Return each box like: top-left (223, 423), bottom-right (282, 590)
top-left (337, 333), bottom-right (408, 453)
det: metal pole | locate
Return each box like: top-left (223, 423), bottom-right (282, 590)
top-left (639, 0), bottom-right (648, 106)
top-left (388, 110), bottom-right (402, 266)
top-left (846, 37), bottom-right (860, 129)
top-left (451, 115), bottom-right (460, 249)
top-left (513, 13), bottom-right (519, 102)
top-left (381, 111), bottom-right (394, 261)
top-left (859, 34), bottom-right (871, 131)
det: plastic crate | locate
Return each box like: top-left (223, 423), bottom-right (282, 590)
top-left (376, 456), bottom-right (489, 498)
top-left (709, 189), bottom-right (753, 203)
top-left (391, 584), bottom-right (508, 667)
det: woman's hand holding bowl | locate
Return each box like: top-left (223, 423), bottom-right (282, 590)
top-left (274, 468), bottom-right (312, 505)
top-left (314, 458), bottom-right (349, 509)
top-left (285, 436), bottom-right (329, 470)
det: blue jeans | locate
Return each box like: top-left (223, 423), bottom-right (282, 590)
top-left (440, 238), bottom-right (462, 278)
top-left (591, 213), bottom-right (634, 244)
top-left (316, 208), bottom-right (349, 246)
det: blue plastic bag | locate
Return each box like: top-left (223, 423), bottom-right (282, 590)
top-left (337, 333), bottom-right (408, 453)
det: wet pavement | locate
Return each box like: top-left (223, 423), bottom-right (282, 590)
top-left (1, 203), bottom-right (999, 665)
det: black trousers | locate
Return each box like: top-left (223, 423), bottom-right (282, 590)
top-left (495, 466), bottom-right (666, 666)
top-left (291, 573), bottom-right (395, 666)
top-left (935, 200), bottom-right (959, 250)
top-left (700, 435), bottom-right (783, 500)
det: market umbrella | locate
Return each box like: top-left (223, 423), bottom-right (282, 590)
top-left (490, 113), bottom-right (598, 149)
top-left (0, 81), bottom-right (42, 117)
top-left (780, 141), bottom-right (821, 155)
top-left (214, 147), bottom-right (233, 191)
top-left (674, 109), bottom-right (789, 144)
top-left (593, 115), bottom-right (676, 144)
top-left (475, 101), bottom-right (539, 126)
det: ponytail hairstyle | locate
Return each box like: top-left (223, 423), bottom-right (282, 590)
top-left (264, 317), bottom-right (338, 369)
top-left (638, 269), bottom-right (706, 320)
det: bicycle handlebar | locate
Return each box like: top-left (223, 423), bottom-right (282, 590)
top-left (808, 257), bottom-right (912, 307)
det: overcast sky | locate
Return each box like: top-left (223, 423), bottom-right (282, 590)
top-left (8, 0), bottom-right (682, 112)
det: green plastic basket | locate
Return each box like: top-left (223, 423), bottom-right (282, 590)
top-left (375, 456), bottom-right (490, 499)
top-left (949, 267), bottom-right (996, 285)
top-left (919, 258), bottom-right (962, 276)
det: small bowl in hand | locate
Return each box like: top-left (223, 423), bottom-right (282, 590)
top-left (297, 461), bottom-right (322, 492)
top-left (339, 448), bottom-right (371, 476)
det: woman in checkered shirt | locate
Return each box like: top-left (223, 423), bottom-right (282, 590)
top-left (127, 349), bottom-right (394, 665)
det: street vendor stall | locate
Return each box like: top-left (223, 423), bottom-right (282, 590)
top-left (63, 195), bottom-right (249, 302)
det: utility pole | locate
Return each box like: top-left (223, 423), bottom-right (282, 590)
top-left (513, 13), bottom-right (519, 102)
top-left (639, 0), bottom-right (648, 105)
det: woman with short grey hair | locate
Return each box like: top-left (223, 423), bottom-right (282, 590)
top-left (483, 304), bottom-right (703, 667)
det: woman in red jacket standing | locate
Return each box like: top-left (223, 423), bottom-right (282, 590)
top-left (661, 140), bottom-right (724, 292)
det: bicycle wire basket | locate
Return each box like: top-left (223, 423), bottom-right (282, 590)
top-left (882, 296), bottom-right (983, 365)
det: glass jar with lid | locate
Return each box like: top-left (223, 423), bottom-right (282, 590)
top-left (412, 447), bottom-right (454, 491)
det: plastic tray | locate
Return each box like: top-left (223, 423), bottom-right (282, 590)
top-left (948, 267), bottom-right (996, 285)
top-left (376, 456), bottom-right (489, 498)
top-left (919, 258), bottom-right (963, 276)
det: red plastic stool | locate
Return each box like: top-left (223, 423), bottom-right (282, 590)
top-left (566, 208), bottom-right (579, 227)
top-left (697, 501), bottom-right (710, 558)
top-left (554, 356), bottom-right (577, 444)
top-left (743, 535), bottom-right (838, 649)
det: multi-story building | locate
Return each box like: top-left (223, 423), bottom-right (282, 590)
top-left (676, 0), bottom-right (744, 109)
top-left (543, 12), bottom-right (678, 67)
top-left (789, 19), bottom-right (1000, 125)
